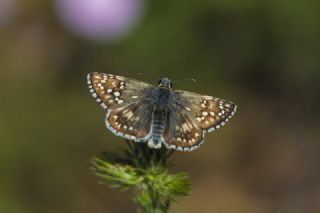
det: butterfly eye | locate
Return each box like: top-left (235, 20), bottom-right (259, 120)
top-left (158, 79), bottom-right (162, 85)
top-left (170, 82), bottom-right (173, 88)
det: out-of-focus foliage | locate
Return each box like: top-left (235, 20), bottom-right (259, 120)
top-left (0, 0), bottom-right (320, 212)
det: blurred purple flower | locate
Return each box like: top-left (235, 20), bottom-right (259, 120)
top-left (0, 0), bottom-right (15, 26)
top-left (55, 0), bottom-right (144, 41)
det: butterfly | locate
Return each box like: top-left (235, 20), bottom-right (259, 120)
top-left (87, 73), bottom-right (237, 152)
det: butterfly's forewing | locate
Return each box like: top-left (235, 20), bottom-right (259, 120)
top-left (87, 73), bottom-right (153, 110)
top-left (162, 105), bottom-right (205, 151)
top-left (87, 73), bottom-right (154, 141)
top-left (174, 90), bottom-right (237, 132)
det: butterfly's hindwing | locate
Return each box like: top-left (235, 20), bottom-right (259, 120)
top-left (162, 105), bottom-right (205, 151)
top-left (174, 90), bottom-right (237, 132)
top-left (87, 73), bottom-right (153, 110)
top-left (106, 101), bottom-right (153, 142)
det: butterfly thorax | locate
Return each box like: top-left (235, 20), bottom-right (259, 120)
top-left (154, 87), bottom-right (172, 109)
top-left (154, 77), bottom-right (173, 108)
top-left (148, 83), bottom-right (175, 148)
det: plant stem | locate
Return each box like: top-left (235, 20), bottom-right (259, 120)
top-left (92, 140), bottom-right (191, 213)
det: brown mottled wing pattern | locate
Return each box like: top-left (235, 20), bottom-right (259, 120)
top-left (174, 90), bottom-right (237, 132)
top-left (161, 90), bottom-right (237, 151)
top-left (87, 72), bottom-right (153, 110)
top-left (106, 101), bottom-right (154, 142)
top-left (162, 105), bottom-right (205, 151)
top-left (87, 73), bottom-right (154, 142)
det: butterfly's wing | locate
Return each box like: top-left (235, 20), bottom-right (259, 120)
top-left (87, 73), bottom-right (153, 110)
top-left (106, 101), bottom-right (154, 142)
top-left (162, 90), bottom-right (237, 151)
top-left (87, 73), bottom-right (154, 142)
top-left (174, 90), bottom-right (237, 132)
top-left (162, 105), bottom-right (205, 151)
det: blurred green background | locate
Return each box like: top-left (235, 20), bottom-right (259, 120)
top-left (1, 0), bottom-right (320, 212)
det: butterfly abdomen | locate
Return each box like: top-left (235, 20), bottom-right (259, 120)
top-left (148, 109), bottom-right (167, 148)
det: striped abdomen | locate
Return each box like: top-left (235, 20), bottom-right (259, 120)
top-left (151, 109), bottom-right (167, 144)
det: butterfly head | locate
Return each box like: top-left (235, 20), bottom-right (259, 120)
top-left (157, 77), bottom-right (172, 90)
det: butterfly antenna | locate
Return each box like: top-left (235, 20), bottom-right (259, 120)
top-left (187, 77), bottom-right (196, 82)
top-left (138, 72), bottom-right (158, 81)
top-left (172, 77), bottom-right (196, 83)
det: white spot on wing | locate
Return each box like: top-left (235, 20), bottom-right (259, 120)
top-left (100, 103), bottom-right (107, 109)
top-left (116, 76), bottom-right (124, 80)
top-left (124, 111), bottom-right (134, 119)
top-left (202, 111), bottom-right (208, 116)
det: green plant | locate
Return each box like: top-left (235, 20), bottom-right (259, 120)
top-left (92, 140), bottom-right (191, 213)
